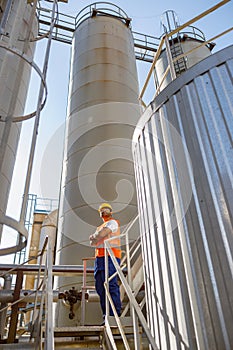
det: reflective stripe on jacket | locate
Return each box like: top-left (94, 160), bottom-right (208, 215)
top-left (95, 218), bottom-right (121, 259)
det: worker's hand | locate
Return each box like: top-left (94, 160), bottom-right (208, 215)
top-left (89, 232), bottom-right (98, 246)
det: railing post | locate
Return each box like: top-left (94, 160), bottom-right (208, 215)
top-left (126, 230), bottom-right (141, 350)
top-left (105, 248), bottom-right (109, 319)
top-left (81, 259), bottom-right (87, 325)
top-left (125, 229), bottom-right (131, 288)
top-left (132, 307), bottom-right (141, 350)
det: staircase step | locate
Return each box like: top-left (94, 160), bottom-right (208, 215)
top-left (106, 316), bottom-right (142, 335)
top-left (52, 325), bottom-right (104, 337)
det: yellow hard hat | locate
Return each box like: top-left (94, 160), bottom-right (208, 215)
top-left (98, 203), bottom-right (112, 212)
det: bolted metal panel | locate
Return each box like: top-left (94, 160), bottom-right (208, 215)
top-left (133, 45), bottom-right (233, 349)
top-left (55, 8), bottom-right (141, 326)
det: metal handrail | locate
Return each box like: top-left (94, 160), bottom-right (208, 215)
top-left (139, 0), bottom-right (232, 107)
top-left (80, 256), bottom-right (96, 325)
top-left (0, 236), bottom-right (53, 347)
top-left (104, 240), bottom-right (159, 350)
top-left (0, 247), bottom-right (48, 315)
top-left (75, 2), bottom-right (129, 28)
top-left (30, 236), bottom-right (54, 350)
top-left (104, 215), bottom-right (159, 350)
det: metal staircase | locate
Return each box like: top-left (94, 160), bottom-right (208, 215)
top-left (0, 216), bottom-right (159, 349)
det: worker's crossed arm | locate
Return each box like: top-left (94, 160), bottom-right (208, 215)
top-left (89, 227), bottom-right (112, 246)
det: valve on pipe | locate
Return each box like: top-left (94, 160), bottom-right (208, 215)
top-left (59, 287), bottom-right (87, 320)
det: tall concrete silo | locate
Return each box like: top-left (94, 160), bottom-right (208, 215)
top-left (55, 3), bottom-right (141, 326)
top-left (0, 1), bottom-right (37, 241)
top-left (133, 44), bottom-right (233, 349)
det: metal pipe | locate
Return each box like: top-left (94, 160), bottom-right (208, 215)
top-left (0, 290), bottom-right (59, 304)
top-left (19, 0), bottom-right (58, 225)
top-left (0, 264), bottom-right (91, 276)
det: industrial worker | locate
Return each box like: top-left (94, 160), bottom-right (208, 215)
top-left (89, 203), bottom-right (121, 322)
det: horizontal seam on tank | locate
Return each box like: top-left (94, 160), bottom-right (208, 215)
top-left (66, 169), bottom-right (135, 179)
top-left (67, 126), bottom-right (138, 140)
top-left (66, 144), bottom-right (135, 159)
top-left (67, 103), bottom-right (140, 123)
top-left (67, 117), bottom-right (138, 129)
top-left (69, 78), bottom-right (139, 91)
top-left (72, 45), bottom-right (135, 57)
top-left (69, 99), bottom-right (140, 114)
top-left (63, 202), bottom-right (137, 214)
top-left (73, 42), bottom-right (134, 52)
top-left (70, 75), bottom-right (139, 90)
top-left (65, 171), bottom-right (135, 186)
top-left (71, 62), bottom-right (138, 81)
top-left (69, 91), bottom-right (138, 104)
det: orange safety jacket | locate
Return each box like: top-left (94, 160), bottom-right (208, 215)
top-left (95, 217), bottom-right (121, 259)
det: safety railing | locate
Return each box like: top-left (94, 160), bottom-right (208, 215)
top-left (37, 3), bottom-right (160, 63)
top-left (37, 2), bottom-right (75, 44)
top-left (0, 236), bottom-right (54, 349)
top-left (104, 215), bottom-right (159, 350)
top-left (81, 256), bottom-right (96, 325)
top-left (75, 2), bottom-right (130, 28)
top-left (139, 0), bottom-right (233, 108)
top-left (31, 236), bottom-right (54, 350)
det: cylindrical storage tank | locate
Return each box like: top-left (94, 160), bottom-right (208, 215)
top-left (0, 1), bottom-right (37, 240)
top-left (155, 16), bottom-right (213, 90)
top-left (133, 45), bottom-right (233, 350)
top-left (55, 3), bottom-right (141, 326)
top-left (39, 209), bottom-right (58, 263)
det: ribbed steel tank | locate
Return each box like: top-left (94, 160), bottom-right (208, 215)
top-left (0, 1), bottom-right (37, 240)
top-left (55, 3), bottom-right (140, 326)
top-left (133, 45), bottom-right (233, 349)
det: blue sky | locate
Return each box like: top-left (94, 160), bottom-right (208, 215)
top-left (2, 0), bottom-right (233, 256)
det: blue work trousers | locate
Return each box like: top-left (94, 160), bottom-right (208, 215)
top-left (94, 256), bottom-right (121, 317)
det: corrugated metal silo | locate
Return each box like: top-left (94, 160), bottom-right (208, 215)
top-left (55, 4), bottom-right (141, 326)
top-left (133, 45), bottom-right (233, 349)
